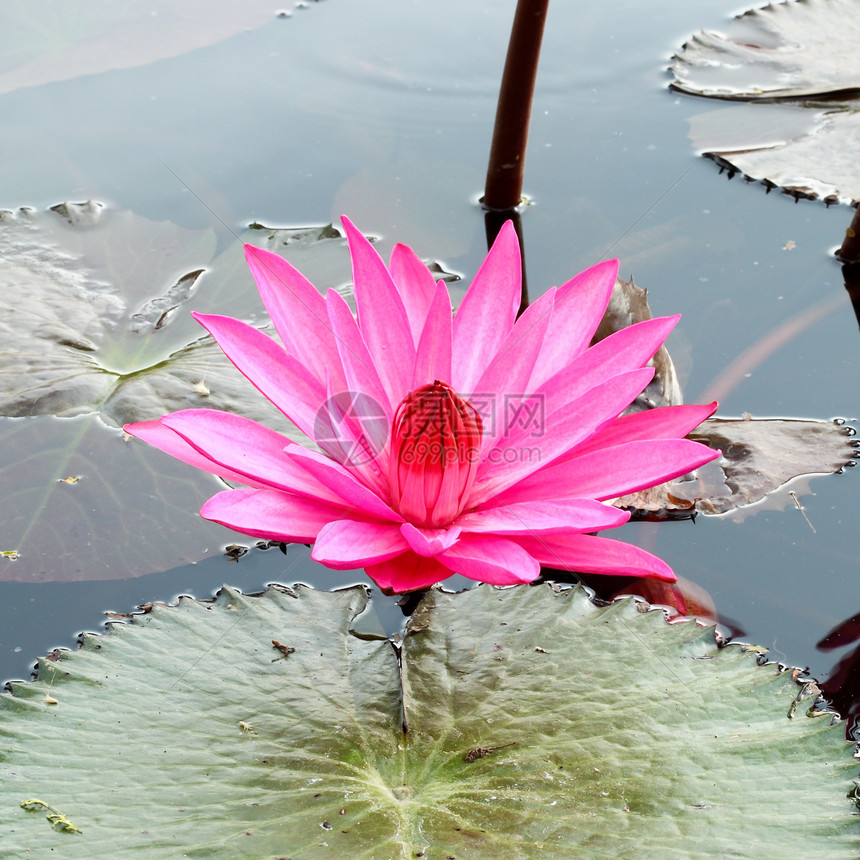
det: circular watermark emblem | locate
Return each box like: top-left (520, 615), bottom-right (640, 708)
top-left (313, 390), bottom-right (389, 467)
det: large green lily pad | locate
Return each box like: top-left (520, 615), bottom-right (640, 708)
top-left (1, 583), bottom-right (857, 857)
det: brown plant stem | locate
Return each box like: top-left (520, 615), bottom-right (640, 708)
top-left (837, 203), bottom-right (860, 264)
top-left (483, 0), bottom-right (550, 211)
top-left (837, 205), bottom-right (860, 331)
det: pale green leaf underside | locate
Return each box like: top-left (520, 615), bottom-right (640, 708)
top-left (1, 584), bottom-right (858, 858)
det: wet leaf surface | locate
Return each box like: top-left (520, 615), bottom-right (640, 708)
top-left (0, 209), bottom-right (471, 582)
top-left (0, 583), bottom-right (857, 858)
top-left (693, 103), bottom-right (860, 206)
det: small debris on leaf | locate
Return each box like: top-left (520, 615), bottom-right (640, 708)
top-left (464, 742), bottom-right (516, 763)
top-left (224, 544), bottom-right (249, 561)
top-left (20, 798), bottom-right (82, 833)
top-left (272, 640), bottom-right (295, 662)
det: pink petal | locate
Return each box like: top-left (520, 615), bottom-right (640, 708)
top-left (495, 438), bottom-right (719, 504)
top-left (326, 288), bottom-right (394, 419)
top-left (124, 418), bottom-right (269, 487)
top-left (572, 402), bottom-right (719, 458)
top-left (314, 369), bottom-right (390, 496)
top-left (389, 242), bottom-right (437, 346)
top-left (533, 258), bottom-right (619, 385)
top-left (365, 552), bottom-right (452, 592)
top-left (200, 488), bottom-right (345, 542)
top-left (285, 446), bottom-right (401, 521)
top-left (452, 220), bottom-right (521, 392)
top-left (192, 313), bottom-right (325, 439)
top-left (341, 217), bottom-right (415, 407)
top-left (438, 534), bottom-right (540, 585)
top-left (412, 280), bottom-right (453, 388)
top-left (473, 288), bottom-right (554, 456)
top-left (243, 245), bottom-right (343, 391)
top-left (474, 367), bottom-right (655, 502)
top-left (312, 519), bottom-right (408, 569)
top-left (159, 409), bottom-right (339, 501)
top-left (458, 498), bottom-right (629, 534)
top-left (533, 316), bottom-right (679, 416)
top-left (400, 522), bottom-right (462, 557)
top-left (516, 533), bottom-right (676, 581)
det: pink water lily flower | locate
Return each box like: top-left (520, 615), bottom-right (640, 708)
top-left (124, 217), bottom-right (718, 592)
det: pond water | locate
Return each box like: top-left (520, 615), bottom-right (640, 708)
top-left (0, 0), bottom-right (857, 725)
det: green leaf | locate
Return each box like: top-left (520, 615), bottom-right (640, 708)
top-left (0, 204), bottom-right (358, 430)
top-left (0, 414), bottom-right (246, 583)
top-left (0, 208), bottom-right (456, 582)
top-left (1, 584), bottom-right (857, 857)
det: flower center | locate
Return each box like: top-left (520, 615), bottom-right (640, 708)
top-left (389, 381), bottom-right (482, 529)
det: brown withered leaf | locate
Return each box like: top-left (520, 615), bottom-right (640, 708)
top-left (594, 275), bottom-right (682, 411)
top-left (614, 416), bottom-right (857, 518)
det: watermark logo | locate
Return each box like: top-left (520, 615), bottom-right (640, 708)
top-left (464, 392), bottom-right (545, 437)
top-left (504, 394), bottom-right (545, 437)
top-left (312, 390), bottom-right (546, 468)
top-left (313, 391), bottom-right (388, 467)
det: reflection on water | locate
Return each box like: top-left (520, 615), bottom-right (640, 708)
top-left (0, 0), bottom-right (858, 732)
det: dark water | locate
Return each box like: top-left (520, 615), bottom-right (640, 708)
top-left (0, 0), bottom-right (857, 716)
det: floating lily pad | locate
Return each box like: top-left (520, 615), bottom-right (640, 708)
top-left (0, 0), bottom-right (290, 96)
top-left (670, 0), bottom-right (860, 101)
top-left (0, 204), bottom-right (349, 429)
top-left (692, 103), bottom-right (860, 206)
top-left (671, 0), bottom-right (860, 205)
top-left (0, 415), bottom-right (247, 583)
top-left (0, 209), bottom-right (471, 582)
top-left (0, 583), bottom-right (857, 857)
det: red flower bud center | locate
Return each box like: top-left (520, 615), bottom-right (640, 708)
top-left (389, 381), bottom-right (482, 529)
